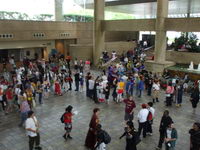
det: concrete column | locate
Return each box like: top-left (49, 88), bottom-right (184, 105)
top-left (55, 0), bottom-right (63, 21)
top-left (93, 0), bottom-right (105, 65)
top-left (154, 0), bottom-right (168, 63)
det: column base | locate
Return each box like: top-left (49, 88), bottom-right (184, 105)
top-left (145, 60), bottom-right (175, 73)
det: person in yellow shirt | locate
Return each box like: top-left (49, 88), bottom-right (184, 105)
top-left (117, 80), bottom-right (125, 103)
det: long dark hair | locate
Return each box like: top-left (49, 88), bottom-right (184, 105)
top-left (65, 105), bottom-right (73, 113)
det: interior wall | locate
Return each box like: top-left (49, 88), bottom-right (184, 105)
top-left (166, 50), bottom-right (200, 65)
top-left (69, 41), bottom-right (136, 62)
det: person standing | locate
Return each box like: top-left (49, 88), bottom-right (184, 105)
top-left (146, 102), bottom-right (155, 136)
top-left (137, 104), bottom-right (149, 138)
top-left (176, 81), bottom-right (184, 107)
top-left (189, 122), bottom-right (200, 150)
top-left (104, 83), bottom-right (110, 104)
top-left (138, 76), bottom-right (144, 98)
top-left (123, 96), bottom-right (136, 122)
top-left (62, 105), bottom-right (73, 140)
top-left (156, 110), bottom-right (173, 150)
top-left (190, 84), bottom-right (199, 113)
top-left (85, 108), bottom-right (100, 149)
top-left (25, 111), bottom-right (42, 150)
top-left (88, 77), bottom-right (95, 99)
top-left (165, 82), bottom-right (174, 106)
top-left (95, 124), bottom-right (106, 150)
top-left (152, 80), bottom-right (160, 103)
top-left (164, 123), bottom-right (178, 150)
top-left (19, 95), bottom-right (30, 127)
top-left (119, 121), bottom-right (138, 150)
top-left (36, 82), bottom-right (43, 104)
top-left (74, 71), bottom-right (80, 91)
top-left (147, 77), bottom-right (153, 96)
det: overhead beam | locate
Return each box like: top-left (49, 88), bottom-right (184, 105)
top-left (165, 18), bottom-right (200, 32)
top-left (103, 19), bottom-right (156, 31)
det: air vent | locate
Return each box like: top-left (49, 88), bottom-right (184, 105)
top-left (60, 33), bottom-right (70, 37)
top-left (0, 34), bottom-right (14, 38)
top-left (33, 33), bottom-right (45, 38)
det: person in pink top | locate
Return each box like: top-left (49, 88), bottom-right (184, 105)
top-left (165, 82), bottom-right (174, 106)
top-left (19, 95), bottom-right (30, 127)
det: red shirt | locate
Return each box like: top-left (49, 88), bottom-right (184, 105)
top-left (6, 89), bottom-right (13, 100)
top-left (64, 112), bottom-right (72, 123)
top-left (124, 99), bottom-right (136, 113)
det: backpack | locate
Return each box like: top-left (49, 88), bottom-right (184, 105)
top-left (60, 113), bottom-right (65, 123)
top-left (147, 111), bottom-right (153, 121)
top-left (102, 130), bottom-right (111, 144)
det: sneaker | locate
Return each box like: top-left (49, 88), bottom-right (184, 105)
top-left (67, 135), bottom-right (73, 139)
top-left (35, 146), bottom-right (42, 150)
top-left (63, 135), bottom-right (67, 140)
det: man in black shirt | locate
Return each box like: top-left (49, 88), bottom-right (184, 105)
top-left (74, 71), bottom-right (80, 91)
top-left (156, 110), bottom-right (173, 150)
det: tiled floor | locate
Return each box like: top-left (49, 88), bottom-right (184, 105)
top-left (0, 80), bottom-right (199, 150)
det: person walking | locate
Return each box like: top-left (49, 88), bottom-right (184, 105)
top-left (146, 102), bottom-right (155, 136)
top-left (156, 110), bottom-right (173, 150)
top-left (164, 123), bottom-right (178, 150)
top-left (137, 104), bottom-right (149, 138)
top-left (190, 84), bottom-right (199, 113)
top-left (85, 108), bottom-right (100, 150)
top-left (152, 80), bottom-right (160, 103)
top-left (62, 105), bottom-right (73, 140)
top-left (176, 81), bottom-right (184, 107)
top-left (189, 122), bottom-right (200, 150)
top-left (123, 96), bottom-right (136, 122)
top-left (119, 121), bottom-right (138, 150)
top-left (25, 111), bottom-right (42, 150)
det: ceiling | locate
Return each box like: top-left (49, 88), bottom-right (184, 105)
top-left (74, 0), bottom-right (200, 18)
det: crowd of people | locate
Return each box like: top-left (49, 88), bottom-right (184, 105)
top-left (0, 47), bottom-right (199, 150)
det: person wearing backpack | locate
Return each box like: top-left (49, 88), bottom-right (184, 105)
top-left (95, 124), bottom-right (111, 150)
top-left (119, 121), bottom-right (138, 150)
top-left (156, 110), bottom-right (173, 150)
top-left (61, 105), bottom-right (74, 140)
top-left (146, 102), bottom-right (155, 136)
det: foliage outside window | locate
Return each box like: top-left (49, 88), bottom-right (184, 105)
top-left (173, 32), bottom-right (200, 53)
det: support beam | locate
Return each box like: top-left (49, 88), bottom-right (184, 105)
top-left (93, 0), bottom-right (105, 65)
top-left (103, 19), bottom-right (156, 31)
top-left (165, 18), bottom-right (200, 32)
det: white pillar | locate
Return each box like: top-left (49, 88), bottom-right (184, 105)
top-left (93, 0), bottom-right (105, 65)
top-left (55, 0), bottom-right (63, 21)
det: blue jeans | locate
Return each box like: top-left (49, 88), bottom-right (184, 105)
top-left (20, 112), bottom-right (28, 126)
top-left (38, 93), bottom-right (43, 104)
